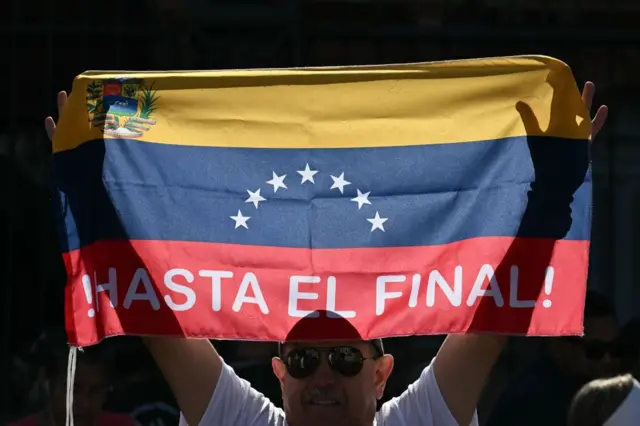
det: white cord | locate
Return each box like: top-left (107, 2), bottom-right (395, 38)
top-left (65, 346), bottom-right (78, 426)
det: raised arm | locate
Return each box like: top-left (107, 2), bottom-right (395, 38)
top-left (143, 337), bottom-right (222, 426)
top-left (46, 91), bottom-right (223, 426)
top-left (431, 81), bottom-right (608, 426)
top-left (433, 334), bottom-right (506, 425)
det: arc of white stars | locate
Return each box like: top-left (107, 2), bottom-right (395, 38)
top-left (266, 172), bottom-right (287, 193)
top-left (245, 189), bottom-right (266, 209)
top-left (351, 189), bottom-right (372, 209)
top-left (367, 211), bottom-right (387, 233)
top-left (330, 172), bottom-right (351, 194)
top-left (230, 210), bottom-right (250, 229)
top-left (297, 163), bottom-right (318, 184)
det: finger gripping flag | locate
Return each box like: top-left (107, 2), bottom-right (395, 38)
top-left (53, 56), bottom-right (592, 347)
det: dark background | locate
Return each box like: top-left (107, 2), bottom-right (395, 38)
top-left (1, 0), bottom-right (640, 422)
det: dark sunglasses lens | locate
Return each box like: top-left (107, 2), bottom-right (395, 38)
top-left (329, 347), bottom-right (365, 377)
top-left (285, 349), bottom-right (320, 379)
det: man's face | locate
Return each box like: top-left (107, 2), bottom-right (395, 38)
top-left (50, 361), bottom-right (111, 426)
top-left (564, 316), bottom-right (626, 381)
top-left (272, 340), bottom-right (394, 426)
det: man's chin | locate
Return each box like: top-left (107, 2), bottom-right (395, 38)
top-left (300, 405), bottom-right (347, 423)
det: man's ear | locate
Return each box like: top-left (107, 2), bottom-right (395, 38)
top-left (272, 357), bottom-right (287, 391)
top-left (374, 354), bottom-right (394, 400)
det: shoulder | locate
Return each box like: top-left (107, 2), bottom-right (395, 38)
top-left (184, 361), bottom-right (285, 426)
top-left (378, 361), bottom-right (479, 426)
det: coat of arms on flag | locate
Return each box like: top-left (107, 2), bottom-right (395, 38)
top-left (86, 78), bottom-right (158, 138)
top-left (52, 57), bottom-right (592, 347)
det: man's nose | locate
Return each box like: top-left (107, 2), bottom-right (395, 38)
top-left (311, 355), bottom-right (337, 384)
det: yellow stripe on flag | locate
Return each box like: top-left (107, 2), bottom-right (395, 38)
top-left (53, 55), bottom-right (590, 153)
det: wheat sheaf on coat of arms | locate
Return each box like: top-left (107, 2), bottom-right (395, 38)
top-left (86, 78), bottom-right (159, 138)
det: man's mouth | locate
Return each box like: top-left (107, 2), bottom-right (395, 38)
top-left (309, 399), bottom-right (340, 406)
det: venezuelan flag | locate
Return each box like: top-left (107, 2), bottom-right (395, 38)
top-left (54, 56), bottom-right (591, 347)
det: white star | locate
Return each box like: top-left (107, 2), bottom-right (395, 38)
top-left (230, 210), bottom-right (250, 229)
top-left (367, 211), bottom-right (388, 233)
top-left (351, 189), bottom-right (372, 209)
top-left (330, 172), bottom-right (351, 194)
top-left (245, 189), bottom-right (266, 209)
top-left (297, 163), bottom-right (318, 184)
top-left (266, 172), bottom-right (287, 193)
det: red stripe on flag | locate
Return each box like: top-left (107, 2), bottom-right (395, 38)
top-left (64, 237), bottom-right (588, 346)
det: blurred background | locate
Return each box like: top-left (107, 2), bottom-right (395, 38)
top-left (1, 0), bottom-right (640, 424)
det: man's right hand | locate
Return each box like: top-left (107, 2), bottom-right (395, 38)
top-left (45, 92), bottom-right (223, 425)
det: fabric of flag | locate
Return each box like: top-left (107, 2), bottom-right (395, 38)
top-left (53, 56), bottom-right (592, 347)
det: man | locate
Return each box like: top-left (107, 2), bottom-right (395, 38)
top-left (9, 330), bottom-right (137, 426)
top-left (45, 82), bottom-right (608, 426)
top-left (486, 291), bottom-right (632, 426)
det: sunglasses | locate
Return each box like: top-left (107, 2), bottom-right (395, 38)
top-left (584, 341), bottom-right (637, 360)
top-left (283, 346), bottom-right (380, 379)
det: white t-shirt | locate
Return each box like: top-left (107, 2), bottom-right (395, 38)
top-left (179, 360), bottom-right (479, 426)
